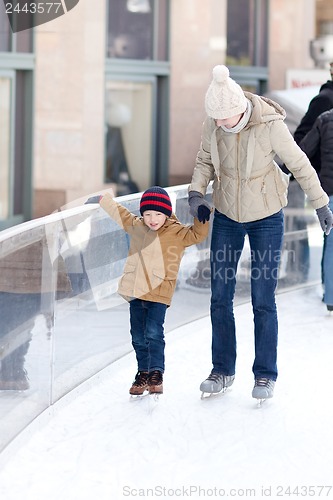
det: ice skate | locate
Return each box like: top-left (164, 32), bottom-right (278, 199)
top-left (200, 371), bottom-right (235, 399)
top-left (129, 371), bottom-right (149, 398)
top-left (148, 370), bottom-right (163, 399)
top-left (252, 378), bottom-right (275, 406)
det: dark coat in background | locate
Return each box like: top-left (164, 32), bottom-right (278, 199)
top-left (293, 81), bottom-right (333, 171)
top-left (299, 109), bottom-right (333, 196)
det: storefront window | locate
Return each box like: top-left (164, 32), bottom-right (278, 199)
top-left (226, 0), bottom-right (268, 66)
top-left (105, 80), bottom-right (153, 194)
top-left (107, 0), bottom-right (168, 60)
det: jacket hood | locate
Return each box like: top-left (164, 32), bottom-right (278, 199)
top-left (245, 91), bottom-right (286, 126)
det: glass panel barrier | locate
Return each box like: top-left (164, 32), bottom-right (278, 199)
top-left (0, 221), bottom-right (57, 451)
top-left (0, 185), bottom-right (324, 453)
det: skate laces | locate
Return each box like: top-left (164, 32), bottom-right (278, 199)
top-left (207, 372), bottom-right (223, 383)
top-left (255, 377), bottom-right (273, 388)
top-left (133, 371), bottom-right (148, 387)
top-left (148, 370), bottom-right (163, 385)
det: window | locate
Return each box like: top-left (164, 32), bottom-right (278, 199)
top-left (105, 0), bottom-right (170, 193)
top-left (105, 79), bottom-right (153, 193)
top-left (226, 0), bottom-right (268, 67)
top-left (107, 0), bottom-right (168, 60)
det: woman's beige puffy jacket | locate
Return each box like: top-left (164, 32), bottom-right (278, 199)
top-left (189, 92), bottom-right (329, 223)
top-left (100, 194), bottom-right (209, 306)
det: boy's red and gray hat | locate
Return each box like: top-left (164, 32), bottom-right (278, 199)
top-left (140, 186), bottom-right (172, 217)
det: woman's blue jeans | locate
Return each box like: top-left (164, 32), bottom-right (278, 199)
top-left (210, 210), bottom-right (284, 381)
top-left (129, 299), bottom-right (167, 373)
top-left (323, 195), bottom-right (333, 306)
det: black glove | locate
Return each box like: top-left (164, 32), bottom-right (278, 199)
top-left (316, 205), bottom-right (333, 235)
top-left (188, 191), bottom-right (211, 223)
top-left (85, 195), bottom-right (102, 204)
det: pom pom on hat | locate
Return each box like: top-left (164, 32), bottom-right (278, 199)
top-left (140, 186), bottom-right (172, 217)
top-left (205, 64), bottom-right (247, 120)
top-left (212, 65), bottom-right (230, 83)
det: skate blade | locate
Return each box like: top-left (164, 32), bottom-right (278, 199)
top-left (129, 391), bottom-right (149, 401)
top-left (149, 392), bottom-right (161, 402)
top-left (201, 387), bottom-right (227, 399)
top-left (255, 398), bottom-right (266, 408)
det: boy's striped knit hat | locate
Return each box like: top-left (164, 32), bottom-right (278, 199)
top-left (140, 186), bottom-right (172, 217)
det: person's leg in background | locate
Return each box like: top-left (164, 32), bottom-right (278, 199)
top-left (323, 196), bottom-right (333, 311)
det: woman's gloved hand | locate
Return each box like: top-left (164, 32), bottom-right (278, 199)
top-left (316, 205), bottom-right (333, 235)
top-left (188, 191), bottom-right (211, 223)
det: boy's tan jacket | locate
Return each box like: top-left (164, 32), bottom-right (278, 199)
top-left (190, 92), bottom-right (329, 223)
top-left (100, 194), bottom-right (209, 306)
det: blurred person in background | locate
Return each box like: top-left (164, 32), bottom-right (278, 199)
top-left (293, 62), bottom-right (333, 288)
top-left (294, 62), bottom-right (333, 147)
top-left (299, 108), bottom-right (333, 312)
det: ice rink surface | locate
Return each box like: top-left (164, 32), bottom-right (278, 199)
top-left (0, 285), bottom-right (332, 500)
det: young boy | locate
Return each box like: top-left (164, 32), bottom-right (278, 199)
top-left (89, 187), bottom-right (210, 396)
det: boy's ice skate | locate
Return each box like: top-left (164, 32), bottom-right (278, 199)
top-left (129, 371), bottom-right (149, 398)
top-left (252, 378), bottom-right (275, 406)
top-left (148, 370), bottom-right (163, 400)
top-left (200, 371), bottom-right (235, 399)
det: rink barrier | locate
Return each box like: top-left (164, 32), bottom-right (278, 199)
top-left (0, 184), bottom-right (323, 454)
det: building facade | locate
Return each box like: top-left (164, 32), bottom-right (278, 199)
top-left (0, 0), bottom-right (332, 226)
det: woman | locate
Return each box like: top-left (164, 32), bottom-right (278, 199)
top-left (188, 65), bottom-right (333, 401)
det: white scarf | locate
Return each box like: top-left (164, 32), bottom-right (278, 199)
top-left (220, 99), bottom-right (252, 133)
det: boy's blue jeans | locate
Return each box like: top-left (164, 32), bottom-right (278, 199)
top-left (129, 299), bottom-right (167, 373)
top-left (210, 210), bottom-right (284, 381)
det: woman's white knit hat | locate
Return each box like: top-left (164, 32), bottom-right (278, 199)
top-left (205, 65), bottom-right (247, 119)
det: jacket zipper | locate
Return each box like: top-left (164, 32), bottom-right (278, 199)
top-left (236, 134), bottom-right (241, 221)
top-left (261, 179), bottom-right (269, 210)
